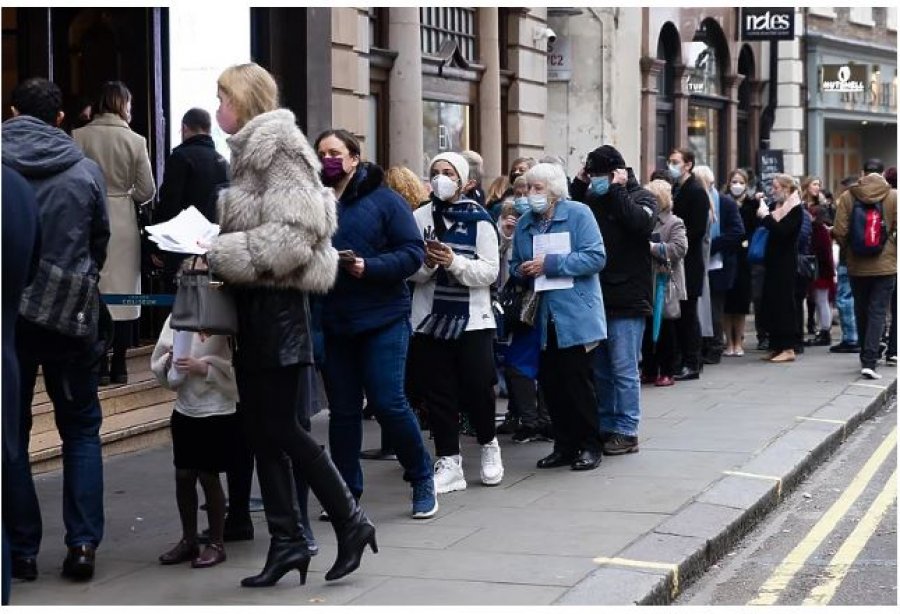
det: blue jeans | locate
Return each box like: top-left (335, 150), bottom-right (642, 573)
top-left (836, 264), bottom-right (858, 344)
top-left (594, 317), bottom-right (645, 438)
top-left (323, 319), bottom-right (432, 499)
top-left (5, 352), bottom-right (104, 557)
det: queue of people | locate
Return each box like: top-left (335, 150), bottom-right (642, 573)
top-left (1, 65), bottom-right (896, 599)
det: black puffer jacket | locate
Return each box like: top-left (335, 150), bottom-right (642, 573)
top-left (572, 168), bottom-right (658, 318)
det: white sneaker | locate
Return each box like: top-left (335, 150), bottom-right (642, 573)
top-left (861, 367), bottom-right (883, 380)
top-left (433, 455), bottom-right (466, 494)
top-left (480, 438), bottom-right (504, 486)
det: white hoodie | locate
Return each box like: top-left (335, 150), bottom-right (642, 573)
top-left (150, 316), bottom-right (238, 418)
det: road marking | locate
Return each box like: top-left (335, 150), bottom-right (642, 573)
top-left (803, 469), bottom-right (897, 606)
top-left (747, 426), bottom-right (897, 605)
top-left (722, 470), bottom-right (783, 499)
top-left (848, 382), bottom-right (888, 390)
top-left (593, 557), bottom-right (680, 597)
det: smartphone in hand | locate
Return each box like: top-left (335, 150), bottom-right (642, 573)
top-left (338, 250), bottom-right (357, 267)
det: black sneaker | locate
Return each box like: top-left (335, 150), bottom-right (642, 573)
top-left (757, 338), bottom-right (770, 351)
top-left (830, 341), bottom-right (861, 353)
top-left (602, 434), bottom-right (639, 456)
top-left (496, 415), bottom-right (519, 435)
top-left (512, 426), bottom-right (551, 443)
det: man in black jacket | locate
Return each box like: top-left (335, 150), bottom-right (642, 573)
top-left (2, 78), bottom-right (110, 582)
top-left (668, 148), bottom-right (709, 380)
top-left (155, 108), bottom-right (229, 291)
top-left (572, 145), bottom-right (657, 456)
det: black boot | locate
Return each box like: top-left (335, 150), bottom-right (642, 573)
top-left (241, 452), bottom-right (310, 587)
top-left (240, 537), bottom-right (311, 587)
top-left (98, 355), bottom-right (111, 387)
top-left (293, 462), bottom-right (318, 556)
top-left (302, 450), bottom-right (377, 581)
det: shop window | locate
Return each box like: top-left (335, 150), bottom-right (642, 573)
top-left (422, 100), bottom-right (470, 173)
top-left (687, 104), bottom-right (721, 178)
top-left (368, 7), bottom-right (387, 50)
top-left (825, 131), bottom-right (861, 195)
top-left (420, 7), bottom-right (476, 63)
top-left (849, 8), bottom-right (874, 27)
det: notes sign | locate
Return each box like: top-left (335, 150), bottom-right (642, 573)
top-left (757, 149), bottom-right (784, 200)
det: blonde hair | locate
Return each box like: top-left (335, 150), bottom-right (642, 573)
top-left (386, 165), bottom-right (429, 210)
top-left (644, 179), bottom-right (673, 213)
top-left (692, 165), bottom-right (718, 222)
top-left (486, 176), bottom-right (510, 203)
top-left (774, 173), bottom-right (799, 194)
top-left (216, 63), bottom-right (279, 129)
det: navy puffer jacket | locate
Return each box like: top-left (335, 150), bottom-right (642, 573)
top-left (322, 162), bottom-right (425, 335)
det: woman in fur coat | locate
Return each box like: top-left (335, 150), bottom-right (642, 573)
top-left (204, 63), bottom-right (375, 588)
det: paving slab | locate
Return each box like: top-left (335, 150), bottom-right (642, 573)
top-left (7, 344), bottom-right (895, 606)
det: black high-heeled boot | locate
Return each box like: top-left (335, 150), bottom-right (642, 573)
top-left (302, 450), bottom-right (377, 581)
top-left (240, 537), bottom-right (311, 587)
top-left (241, 452), bottom-right (310, 587)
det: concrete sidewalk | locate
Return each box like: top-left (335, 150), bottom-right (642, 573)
top-left (9, 344), bottom-right (896, 606)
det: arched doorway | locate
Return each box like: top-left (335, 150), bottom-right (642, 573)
top-left (686, 17), bottom-right (730, 181)
top-left (737, 44), bottom-right (755, 170)
top-left (655, 22), bottom-right (680, 171)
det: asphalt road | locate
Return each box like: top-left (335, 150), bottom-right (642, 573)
top-left (677, 395), bottom-right (897, 606)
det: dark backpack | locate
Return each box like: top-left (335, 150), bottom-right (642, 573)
top-left (849, 199), bottom-right (888, 256)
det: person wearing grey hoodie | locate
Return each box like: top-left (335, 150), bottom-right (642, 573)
top-left (1, 78), bottom-right (110, 583)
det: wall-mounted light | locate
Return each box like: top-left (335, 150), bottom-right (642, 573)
top-left (533, 26), bottom-right (557, 44)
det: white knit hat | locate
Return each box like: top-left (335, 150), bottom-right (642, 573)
top-left (429, 151), bottom-right (470, 185)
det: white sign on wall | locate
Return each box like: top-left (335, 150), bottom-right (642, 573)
top-left (547, 37), bottom-right (573, 82)
top-left (168, 4), bottom-right (251, 160)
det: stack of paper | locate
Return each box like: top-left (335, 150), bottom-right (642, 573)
top-left (145, 206), bottom-right (220, 255)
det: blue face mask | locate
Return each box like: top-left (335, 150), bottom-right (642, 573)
top-left (668, 163), bottom-right (682, 180)
top-left (513, 196), bottom-right (530, 216)
top-left (590, 176), bottom-right (610, 196)
top-left (528, 194), bottom-right (550, 214)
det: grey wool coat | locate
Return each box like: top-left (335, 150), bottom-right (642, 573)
top-left (74, 113), bottom-right (156, 320)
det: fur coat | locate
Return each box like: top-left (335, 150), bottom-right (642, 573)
top-left (207, 109), bottom-right (338, 293)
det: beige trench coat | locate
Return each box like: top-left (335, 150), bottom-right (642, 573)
top-left (74, 113), bottom-right (156, 320)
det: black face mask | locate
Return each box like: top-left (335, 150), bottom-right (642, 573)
top-left (509, 171), bottom-right (522, 184)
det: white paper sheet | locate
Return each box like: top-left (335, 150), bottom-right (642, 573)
top-left (533, 232), bottom-right (574, 292)
top-left (145, 206), bottom-right (220, 255)
top-left (709, 252), bottom-right (724, 271)
top-left (173, 330), bottom-right (193, 361)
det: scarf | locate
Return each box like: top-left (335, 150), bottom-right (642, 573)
top-left (417, 196), bottom-right (494, 340)
top-left (709, 189), bottom-right (721, 241)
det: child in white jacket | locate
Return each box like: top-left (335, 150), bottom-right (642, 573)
top-left (151, 315), bottom-right (238, 569)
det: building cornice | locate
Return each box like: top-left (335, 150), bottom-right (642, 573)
top-left (805, 32), bottom-right (897, 59)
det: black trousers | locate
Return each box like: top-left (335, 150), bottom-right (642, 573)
top-left (675, 297), bottom-right (701, 370)
top-left (413, 329), bottom-right (497, 457)
top-left (505, 366), bottom-right (549, 429)
top-left (850, 275), bottom-right (896, 369)
top-left (641, 317), bottom-right (677, 378)
top-left (538, 323), bottom-right (599, 456)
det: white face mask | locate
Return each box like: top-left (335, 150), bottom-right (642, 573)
top-left (431, 174), bottom-right (460, 202)
top-left (730, 182), bottom-right (746, 197)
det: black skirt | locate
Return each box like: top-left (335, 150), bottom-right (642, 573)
top-left (170, 410), bottom-right (240, 472)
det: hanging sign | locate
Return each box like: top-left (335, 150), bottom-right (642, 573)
top-left (740, 8), bottom-right (795, 41)
top-left (820, 64), bottom-right (867, 93)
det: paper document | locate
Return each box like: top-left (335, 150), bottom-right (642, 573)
top-left (145, 206), bottom-right (220, 255)
top-left (173, 330), bottom-right (193, 361)
top-left (709, 252), bottom-right (724, 271)
top-left (533, 232), bottom-right (574, 292)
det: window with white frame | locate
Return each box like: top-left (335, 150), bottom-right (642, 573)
top-left (808, 7), bottom-right (836, 19)
top-left (887, 7), bottom-right (897, 31)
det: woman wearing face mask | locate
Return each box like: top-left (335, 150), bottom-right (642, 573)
top-left (509, 163), bottom-right (607, 470)
top-left (722, 169), bottom-right (762, 356)
top-left (313, 129), bottom-right (437, 520)
top-left (204, 63), bottom-right (376, 588)
top-left (756, 173), bottom-right (804, 362)
top-left (409, 152), bottom-right (503, 494)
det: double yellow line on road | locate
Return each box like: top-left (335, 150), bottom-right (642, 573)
top-left (748, 426), bottom-right (897, 606)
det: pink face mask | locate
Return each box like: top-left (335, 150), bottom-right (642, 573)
top-left (321, 157), bottom-right (347, 186)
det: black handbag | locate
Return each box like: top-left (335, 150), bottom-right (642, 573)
top-left (19, 259), bottom-right (99, 338)
top-left (796, 253), bottom-right (818, 279)
top-left (170, 255), bottom-right (238, 335)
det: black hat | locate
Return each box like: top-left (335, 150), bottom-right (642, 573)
top-left (863, 158), bottom-right (884, 174)
top-left (586, 145), bottom-right (627, 175)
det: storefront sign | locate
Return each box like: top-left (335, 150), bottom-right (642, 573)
top-left (820, 64), bottom-right (867, 93)
top-left (740, 8), bottom-right (795, 41)
top-left (547, 37), bottom-right (572, 82)
top-left (757, 149), bottom-right (784, 199)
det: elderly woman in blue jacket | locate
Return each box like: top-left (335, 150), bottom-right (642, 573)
top-left (509, 163), bottom-right (607, 471)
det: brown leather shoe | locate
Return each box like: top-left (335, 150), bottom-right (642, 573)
top-left (159, 539), bottom-right (199, 565)
top-left (191, 543), bottom-right (226, 568)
